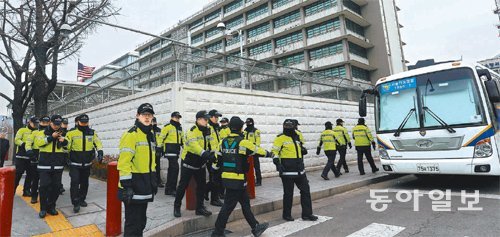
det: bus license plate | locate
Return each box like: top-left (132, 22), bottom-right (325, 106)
top-left (416, 163), bottom-right (440, 173)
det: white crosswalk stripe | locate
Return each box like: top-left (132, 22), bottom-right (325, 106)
top-left (244, 215), bottom-right (333, 237)
top-left (346, 223), bottom-right (405, 237)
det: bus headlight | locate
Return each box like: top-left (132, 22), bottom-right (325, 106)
top-left (474, 138), bottom-right (493, 158)
top-left (378, 145), bottom-right (390, 159)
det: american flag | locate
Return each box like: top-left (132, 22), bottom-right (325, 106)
top-left (77, 62), bottom-right (95, 81)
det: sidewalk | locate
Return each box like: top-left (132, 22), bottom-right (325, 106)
top-left (10, 160), bottom-right (396, 236)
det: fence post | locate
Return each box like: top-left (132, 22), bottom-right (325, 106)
top-left (0, 167), bottom-right (16, 237)
top-left (106, 161), bottom-right (121, 237)
top-left (185, 176), bottom-right (197, 210)
top-left (246, 156), bottom-right (256, 199)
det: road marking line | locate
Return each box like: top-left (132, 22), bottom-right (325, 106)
top-left (346, 223), bottom-right (405, 237)
top-left (387, 189), bottom-right (500, 200)
top-left (244, 215), bottom-right (332, 237)
top-left (33, 224), bottom-right (103, 237)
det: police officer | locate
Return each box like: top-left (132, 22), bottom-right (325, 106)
top-left (317, 121), bottom-right (341, 180)
top-left (353, 118), bottom-right (379, 175)
top-left (14, 116), bottom-right (38, 197)
top-left (272, 119), bottom-right (317, 222)
top-left (244, 118), bottom-right (263, 186)
top-left (25, 115), bottom-right (50, 204)
top-left (0, 132), bottom-right (9, 168)
top-left (159, 112), bottom-right (183, 195)
top-left (66, 114), bottom-right (103, 213)
top-left (206, 109), bottom-right (223, 207)
top-left (173, 110), bottom-right (216, 218)
top-left (211, 116), bottom-right (271, 237)
top-left (35, 115), bottom-right (68, 218)
top-left (59, 118), bottom-right (69, 195)
top-left (117, 103), bottom-right (158, 236)
top-left (291, 119), bottom-right (307, 156)
top-left (219, 117), bottom-right (230, 140)
top-left (333, 118), bottom-right (351, 173)
top-left (152, 117), bottom-right (164, 188)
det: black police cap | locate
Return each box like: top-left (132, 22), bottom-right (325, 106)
top-left (171, 111), bottom-right (182, 118)
top-left (29, 116), bottom-right (39, 123)
top-left (137, 103), bottom-right (155, 114)
top-left (208, 109), bottom-right (222, 117)
top-left (40, 116), bottom-right (50, 123)
top-left (245, 118), bottom-right (254, 125)
top-left (220, 117), bottom-right (229, 123)
top-left (336, 118), bottom-right (344, 124)
top-left (62, 118), bottom-right (69, 124)
top-left (196, 110), bottom-right (210, 119)
top-left (50, 114), bottom-right (63, 125)
top-left (325, 121), bottom-right (333, 127)
top-left (283, 119), bottom-right (294, 128)
top-left (78, 114), bottom-right (90, 123)
top-left (229, 116), bottom-right (244, 131)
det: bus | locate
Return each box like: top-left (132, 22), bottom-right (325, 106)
top-left (359, 61), bottom-right (500, 176)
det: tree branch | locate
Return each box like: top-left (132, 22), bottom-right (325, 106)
top-left (0, 91), bottom-right (13, 104)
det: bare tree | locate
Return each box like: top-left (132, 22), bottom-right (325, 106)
top-left (0, 0), bottom-right (119, 132)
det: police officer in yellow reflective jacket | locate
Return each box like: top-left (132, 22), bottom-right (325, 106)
top-left (66, 114), bottom-right (103, 213)
top-left (206, 109), bottom-right (223, 207)
top-left (211, 116), bottom-right (271, 237)
top-left (14, 116), bottom-right (38, 197)
top-left (35, 115), bottom-right (68, 218)
top-left (353, 118), bottom-right (379, 175)
top-left (117, 103), bottom-right (158, 237)
top-left (272, 119), bottom-right (317, 222)
top-left (219, 117), bottom-right (230, 140)
top-left (333, 118), bottom-right (352, 173)
top-left (159, 111), bottom-right (183, 196)
top-left (151, 117), bottom-right (164, 189)
top-left (25, 115), bottom-right (50, 204)
top-left (244, 118), bottom-right (264, 186)
top-left (317, 121), bottom-right (341, 180)
top-left (173, 110), bottom-right (216, 218)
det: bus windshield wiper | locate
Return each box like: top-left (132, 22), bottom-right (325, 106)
top-left (394, 108), bottom-right (416, 137)
top-left (422, 106), bottom-right (456, 133)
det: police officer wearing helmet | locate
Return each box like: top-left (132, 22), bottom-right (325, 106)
top-left (151, 117), bottom-right (164, 188)
top-left (14, 115), bottom-right (38, 197)
top-left (243, 118), bottom-right (263, 186)
top-left (159, 111), bottom-right (183, 195)
top-left (211, 116), bottom-right (271, 237)
top-left (206, 109), bottom-right (223, 207)
top-left (25, 115), bottom-right (50, 204)
top-left (34, 115), bottom-right (68, 218)
top-left (333, 118), bottom-right (351, 173)
top-left (353, 118), bottom-right (379, 175)
top-left (66, 114), bottom-right (103, 213)
top-left (272, 119), bottom-right (317, 222)
top-left (117, 103), bottom-right (158, 236)
top-left (317, 121), bottom-right (341, 180)
top-left (173, 110), bottom-right (216, 218)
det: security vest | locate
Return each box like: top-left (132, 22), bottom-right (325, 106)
top-left (35, 127), bottom-right (69, 171)
top-left (272, 134), bottom-right (305, 177)
top-left (181, 124), bottom-right (217, 169)
top-left (353, 125), bottom-right (374, 147)
top-left (66, 127), bottom-right (103, 168)
top-left (296, 130), bottom-right (305, 144)
top-left (219, 126), bottom-right (230, 140)
top-left (220, 134), bottom-right (267, 189)
top-left (15, 126), bottom-right (36, 159)
top-left (243, 128), bottom-right (261, 146)
top-left (26, 129), bottom-right (45, 164)
top-left (319, 129), bottom-right (339, 151)
top-left (209, 123), bottom-right (221, 147)
top-left (333, 125), bottom-right (350, 146)
top-left (159, 122), bottom-right (183, 156)
top-left (117, 126), bottom-right (157, 203)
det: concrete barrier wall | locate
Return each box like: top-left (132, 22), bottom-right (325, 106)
top-left (66, 82), bottom-right (375, 179)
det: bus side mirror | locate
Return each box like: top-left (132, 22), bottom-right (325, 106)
top-left (484, 80), bottom-right (500, 103)
top-left (359, 89), bottom-right (374, 117)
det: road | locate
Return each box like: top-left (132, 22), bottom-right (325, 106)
top-left (210, 174), bottom-right (500, 237)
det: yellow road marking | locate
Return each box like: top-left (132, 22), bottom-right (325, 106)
top-left (33, 224), bottom-right (103, 237)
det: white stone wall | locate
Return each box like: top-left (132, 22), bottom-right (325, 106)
top-left (66, 82), bottom-right (375, 179)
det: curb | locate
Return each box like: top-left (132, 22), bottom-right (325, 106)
top-left (146, 172), bottom-right (399, 237)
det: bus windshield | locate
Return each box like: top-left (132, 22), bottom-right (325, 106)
top-left (376, 67), bottom-right (486, 132)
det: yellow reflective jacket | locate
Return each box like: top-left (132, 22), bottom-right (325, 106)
top-left (243, 128), bottom-right (261, 146)
top-left (15, 126), bottom-right (36, 157)
top-left (66, 127), bottom-right (103, 166)
top-left (353, 125), bottom-right (374, 147)
top-left (181, 124), bottom-right (218, 168)
top-left (272, 134), bottom-right (305, 176)
top-left (159, 122), bottom-right (183, 156)
top-left (333, 125), bottom-right (350, 146)
top-left (26, 129), bottom-right (44, 151)
top-left (318, 129), bottom-right (339, 151)
top-left (35, 127), bottom-right (69, 170)
top-left (219, 127), bottom-right (231, 140)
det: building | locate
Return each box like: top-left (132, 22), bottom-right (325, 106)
top-left (86, 51), bottom-right (139, 85)
top-left (478, 54), bottom-right (500, 74)
top-left (132, 0), bottom-right (406, 101)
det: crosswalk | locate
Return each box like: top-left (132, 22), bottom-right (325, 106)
top-left (346, 223), bottom-right (405, 237)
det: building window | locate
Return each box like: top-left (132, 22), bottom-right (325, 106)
top-left (224, 0), bottom-right (243, 14)
top-left (256, 61), bottom-right (273, 70)
top-left (248, 22), bottom-right (270, 38)
top-left (304, 0), bottom-right (337, 16)
top-left (161, 48), bottom-right (172, 58)
top-left (226, 15), bottom-right (244, 29)
top-left (193, 65), bottom-right (204, 74)
top-left (273, 9), bottom-right (300, 28)
top-left (150, 67), bottom-right (161, 77)
top-left (254, 80), bottom-right (274, 91)
top-left (275, 31), bottom-right (303, 48)
top-left (205, 9), bottom-right (221, 22)
top-left (272, 0), bottom-right (293, 9)
top-left (309, 41), bottom-right (343, 60)
top-left (227, 70), bottom-right (241, 80)
top-left (226, 36), bottom-right (241, 46)
top-left (247, 4), bottom-right (268, 21)
top-left (192, 49), bottom-right (203, 57)
top-left (191, 33), bottom-right (203, 44)
top-left (249, 41), bottom-right (272, 56)
top-left (226, 51), bottom-right (241, 62)
top-left (351, 66), bottom-right (369, 80)
top-left (150, 53), bottom-right (161, 63)
top-left (277, 52), bottom-right (304, 66)
top-left (139, 60), bottom-right (149, 70)
top-left (190, 18), bottom-right (203, 29)
top-left (277, 78), bottom-right (300, 89)
top-left (139, 47), bottom-right (150, 56)
top-left (150, 41), bottom-right (161, 51)
top-left (206, 27), bottom-right (220, 38)
top-left (162, 63), bottom-right (174, 73)
top-left (343, 0), bottom-right (361, 15)
top-left (306, 18), bottom-right (340, 38)
top-left (345, 19), bottom-right (365, 36)
top-left (206, 75), bottom-right (223, 85)
top-left (206, 41), bottom-right (223, 52)
top-left (349, 42), bottom-right (367, 58)
top-left (316, 65), bottom-right (346, 78)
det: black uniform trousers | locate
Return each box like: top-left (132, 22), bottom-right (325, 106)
top-left (14, 158), bottom-right (32, 194)
top-left (321, 150), bottom-right (340, 177)
top-left (335, 145), bottom-right (349, 172)
top-left (30, 150), bottom-right (40, 199)
top-left (206, 164), bottom-right (222, 201)
top-left (124, 202), bottom-right (148, 237)
top-left (155, 152), bottom-right (162, 186)
top-left (281, 174), bottom-right (313, 218)
top-left (213, 188), bottom-right (258, 235)
top-left (253, 155), bottom-right (262, 183)
top-left (165, 154), bottom-right (180, 193)
top-left (356, 146), bottom-right (377, 173)
top-left (69, 166), bottom-right (91, 206)
top-left (174, 165), bottom-right (206, 209)
top-left (39, 169), bottom-right (63, 211)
